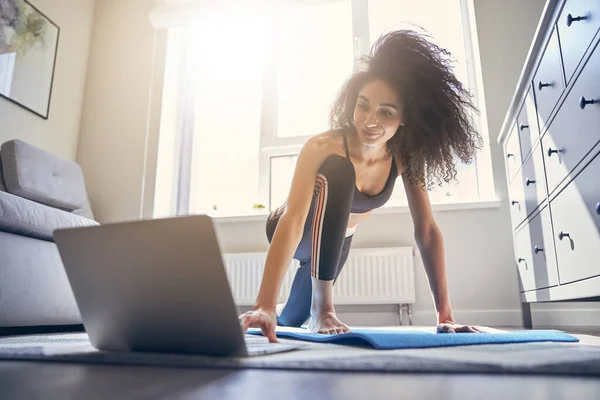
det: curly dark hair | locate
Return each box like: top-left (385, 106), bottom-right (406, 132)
top-left (330, 29), bottom-right (483, 188)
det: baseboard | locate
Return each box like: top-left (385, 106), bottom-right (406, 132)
top-left (408, 310), bottom-right (519, 327)
top-left (402, 309), bottom-right (600, 328)
top-left (529, 308), bottom-right (600, 327)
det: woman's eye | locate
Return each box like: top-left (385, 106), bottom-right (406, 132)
top-left (379, 109), bottom-right (393, 117)
top-left (357, 103), bottom-right (369, 110)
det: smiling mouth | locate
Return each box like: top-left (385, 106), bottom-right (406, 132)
top-left (361, 128), bottom-right (382, 137)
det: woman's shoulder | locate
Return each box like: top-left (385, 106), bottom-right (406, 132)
top-left (304, 129), bottom-right (347, 156)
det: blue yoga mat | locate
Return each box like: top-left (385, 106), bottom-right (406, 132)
top-left (246, 328), bottom-right (579, 350)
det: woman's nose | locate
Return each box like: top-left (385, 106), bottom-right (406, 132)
top-left (365, 111), bottom-right (378, 127)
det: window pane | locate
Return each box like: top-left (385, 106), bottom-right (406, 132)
top-left (270, 155), bottom-right (298, 211)
top-left (188, 16), bottom-right (265, 217)
top-left (387, 161), bottom-right (479, 207)
top-left (368, 0), bottom-right (469, 86)
top-left (427, 161), bottom-right (479, 203)
top-left (276, 1), bottom-right (354, 138)
top-left (369, 0), bottom-right (479, 204)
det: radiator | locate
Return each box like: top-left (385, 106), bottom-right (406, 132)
top-left (223, 247), bottom-right (415, 307)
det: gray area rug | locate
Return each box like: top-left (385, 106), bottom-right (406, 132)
top-left (1, 332), bottom-right (600, 376)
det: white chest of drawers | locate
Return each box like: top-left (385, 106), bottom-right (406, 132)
top-left (498, 0), bottom-right (600, 328)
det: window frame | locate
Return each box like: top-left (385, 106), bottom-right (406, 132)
top-left (258, 0), bottom-right (495, 212)
top-left (157, 0), bottom-right (497, 219)
top-left (258, 0), bottom-right (368, 210)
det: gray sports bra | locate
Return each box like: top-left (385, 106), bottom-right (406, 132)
top-left (343, 132), bottom-right (399, 214)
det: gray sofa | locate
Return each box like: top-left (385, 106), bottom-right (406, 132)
top-left (0, 139), bottom-right (98, 328)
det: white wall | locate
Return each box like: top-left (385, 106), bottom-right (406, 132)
top-left (0, 0), bottom-right (96, 160)
top-left (77, 0), bottom-right (164, 223)
top-left (77, 0), bottom-right (599, 327)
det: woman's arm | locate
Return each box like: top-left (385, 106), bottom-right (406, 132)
top-left (240, 137), bottom-right (332, 340)
top-left (401, 172), bottom-right (454, 324)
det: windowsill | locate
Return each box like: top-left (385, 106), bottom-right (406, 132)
top-left (211, 198), bottom-right (502, 224)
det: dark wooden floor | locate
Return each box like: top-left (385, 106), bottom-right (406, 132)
top-left (1, 360), bottom-right (599, 400)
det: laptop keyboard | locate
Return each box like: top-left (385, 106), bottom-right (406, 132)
top-left (244, 335), bottom-right (270, 345)
top-left (244, 334), bottom-right (303, 356)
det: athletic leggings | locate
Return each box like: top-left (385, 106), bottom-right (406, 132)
top-left (266, 155), bottom-right (356, 327)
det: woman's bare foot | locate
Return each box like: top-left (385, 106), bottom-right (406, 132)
top-left (308, 310), bottom-right (350, 334)
top-left (309, 277), bottom-right (350, 334)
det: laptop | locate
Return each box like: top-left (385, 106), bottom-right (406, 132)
top-left (53, 214), bottom-right (302, 357)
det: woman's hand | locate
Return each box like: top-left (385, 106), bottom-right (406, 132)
top-left (239, 307), bottom-right (279, 343)
top-left (436, 322), bottom-right (486, 333)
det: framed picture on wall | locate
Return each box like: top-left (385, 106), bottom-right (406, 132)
top-left (0, 0), bottom-right (59, 119)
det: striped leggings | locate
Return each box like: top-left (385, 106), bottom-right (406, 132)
top-left (266, 155), bottom-right (355, 327)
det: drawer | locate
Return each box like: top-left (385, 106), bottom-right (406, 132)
top-left (520, 142), bottom-right (548, 218)
top-left (505, 122), bottom-right (522, 182)
top-left (514, 221), bottom-right (536, 292)
top-left (516, 85), bottom-right (539, 160)
top-left (551, 151), bottom-right (600, 285)
top-left (533, 205), bottom-right (559, 289)
top-left (533, 26), bottom-right (565, 133)
top-left (542, 41), bottom-right (600, 195)
top-left (514, 206), bottom-right (560, 292)
top-left (557, 0), bottom-right (600, 84)
top-left (508, 175), bottom-right (526, 230)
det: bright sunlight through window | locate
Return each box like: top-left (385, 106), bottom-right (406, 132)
top-left (155, 0), bottom-right (492, 219)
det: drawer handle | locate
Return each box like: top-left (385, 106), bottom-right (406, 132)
top-left (525, 178), bottom-right (536, 186)
top-left (533, 246), bottom-right (544, 254)
top-left (567, 13), bottom-right (589, 27)
top-left (558, 231), bottom-right (571, 241)
top-left (519, 123), bottom-right (529, 131)
top-left (596, 202), bottom-right (600, 215)
top-left (547, 147), bottom-right (560, 157)
top-left (518, 257), bottom-right (528, 270)
top-left (579, 96), bottom-right (596, 109)
top-left (538, 81), bottom-right (553, 91)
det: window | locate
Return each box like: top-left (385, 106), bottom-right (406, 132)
top-left (156, 0), bottom-right (494, 218)
top-left (367, 0), bottom-right (490, 206)
top-left (188, 16), bottom-right (266, 217)
top-left (275, 1), bottom-right (354, 138)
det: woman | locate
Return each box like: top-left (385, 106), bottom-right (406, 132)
top-left (239, 30), bottom-right (485, 341)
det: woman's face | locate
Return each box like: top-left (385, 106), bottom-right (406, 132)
top-left (352, 79), bottom-right (403, 147)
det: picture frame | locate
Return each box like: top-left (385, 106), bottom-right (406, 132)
top-left (0, 0), bottom-right (60, 119)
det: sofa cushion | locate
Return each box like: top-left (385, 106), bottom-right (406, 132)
top-left (0, 154), bottom-right (6, 192)
top-left (0, 191), bottom-right (98, 242)
top-left (0, 139), bottom-right (88, 211)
